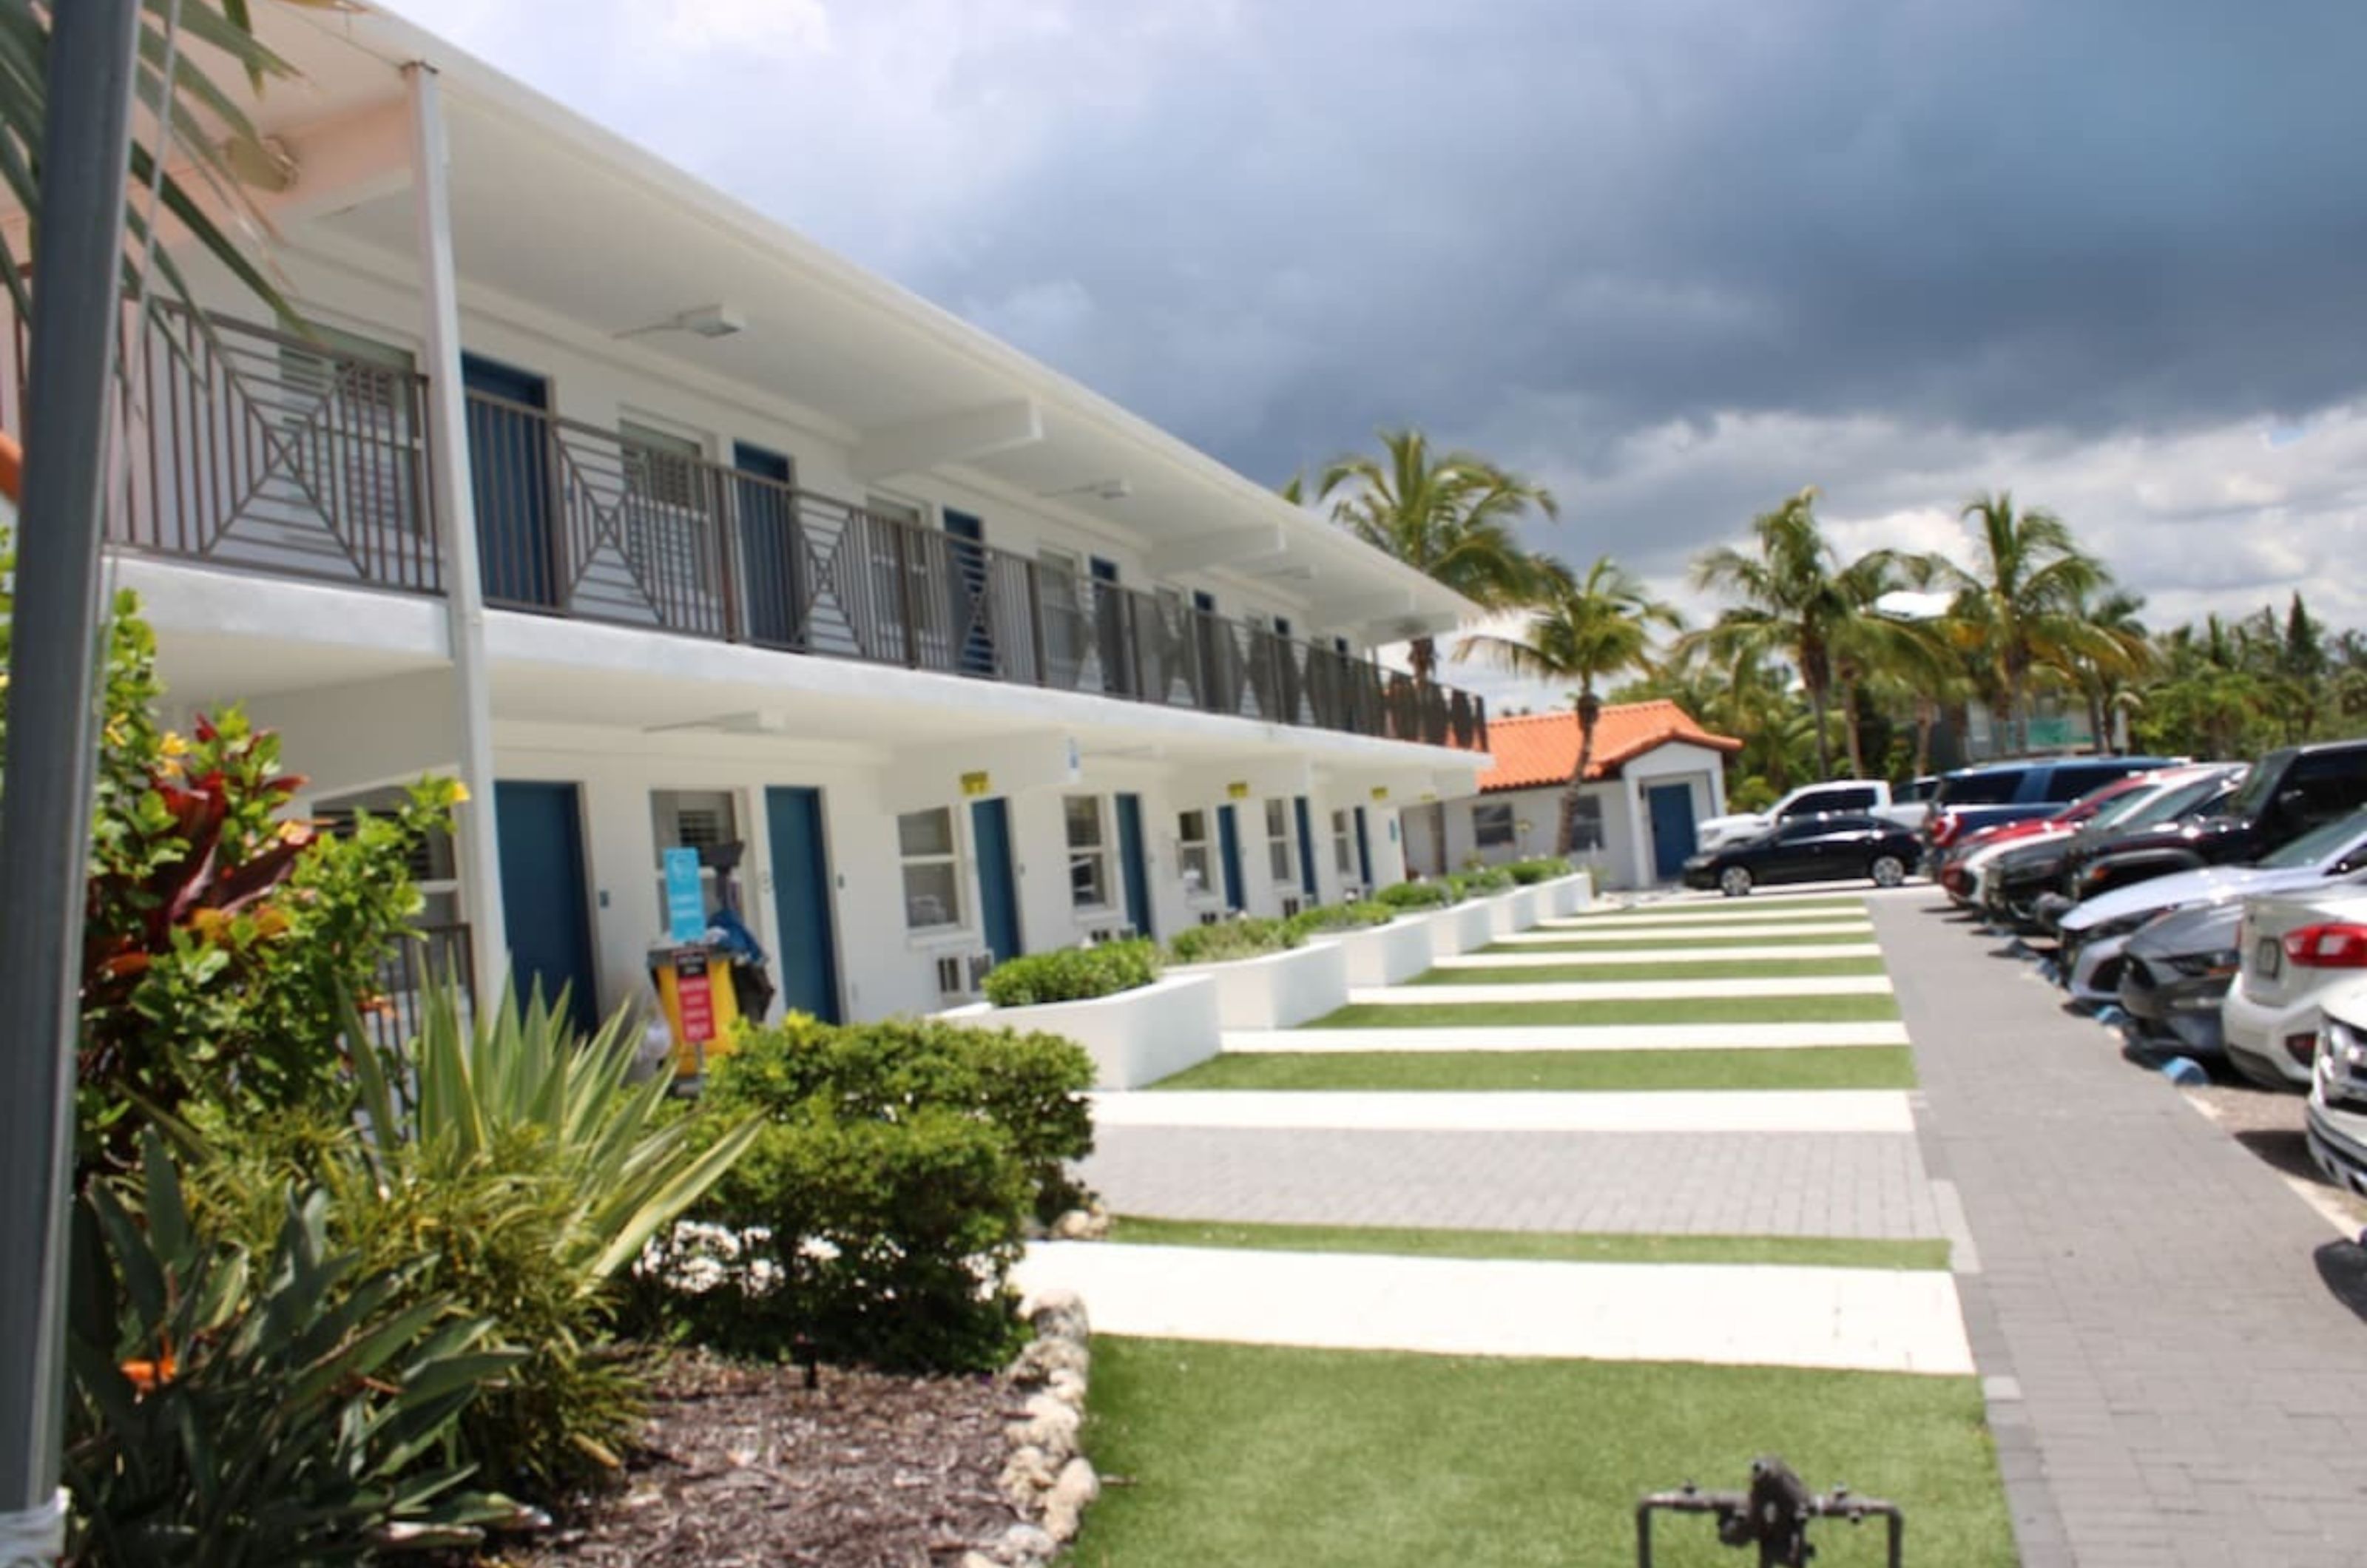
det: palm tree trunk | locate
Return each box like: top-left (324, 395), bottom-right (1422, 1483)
top-left (2086, 686), bottom-right (2108, 755)
top-left (1808, 678), bottom-right (1833, 778)
top-left (1838, 676), bottom-right (1865, 777)
top-left (1556, 689), bottom-right (1603, 858)
top-left (1913, 696), bottom-right (1936, 778)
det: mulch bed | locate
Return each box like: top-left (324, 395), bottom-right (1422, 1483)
top-left (504, 1351), bottom-right (1019, 1567)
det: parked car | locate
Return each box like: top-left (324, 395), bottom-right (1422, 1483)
top-left (2304, 983), bottom-right (2367, 1199)
top-left (2055, 809), bottom-right (2367, 1004)
top-left (1695, 778), bottom-right (1928, 852)
top-left (2059, 740), bottom-right (2367, 905)
top-left (1945, 769), bottom-right (2215, 910)
top-left (2115, 901), bottom-right (2243, 1061)
top-left (1991, 766), bottom-right (2244, 930)
top-left (2221, 887), bottom-right (2367, 1091)
top-left (1921, 755), bottom-right (2184, 863)
top-left (1682, 813), bottom-right (1922, 896)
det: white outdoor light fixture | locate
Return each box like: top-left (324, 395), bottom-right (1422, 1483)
top-left (614, 303), bottom-right (746, 340)
top-left (1039, 476), bottom-right (1132, 501)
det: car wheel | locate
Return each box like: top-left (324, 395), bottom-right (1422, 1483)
top-left (1719, 865), bottom-right (1753, 897)
top-left (1868, 854), bottom-right (1907, 888)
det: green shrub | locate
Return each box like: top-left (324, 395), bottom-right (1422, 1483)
top-left (1166, 916), bottom-right (1305, 964)
top-left (1285, 900), bottom-right (1397, 938)
top-left (638, 1013), bottom-right (1096, 1371)
top-left (1505, 857), bottom-right (1573, 885)
top-left (187, 989), bottom-right (759, 1498)
top-left (1459, 865), bottom-right (1516, 893)
top-left (982, 938), bottom-right (1161, 1007)
top-left (68, 1135), bottom-right (523, 1566)
top-left (1376, 879), bottom-right (1453, 910)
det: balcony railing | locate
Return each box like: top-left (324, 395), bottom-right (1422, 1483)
top-left (84, 305), bottom-right (1486, 749)
top-left (356, 921), bottom-right (476, 1053)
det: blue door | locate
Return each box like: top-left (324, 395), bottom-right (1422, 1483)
top-left (763, 787), bottom-right (841, 1023)
top-left (493, 780), bottom-right (598, 1033)
top-left (1293, 796), bottom-right (1320, 896)
top-left (1647, 783), bottom-right (1699, 882)
top-left (971, 798), bottom-right (1024, 962)
top-left (462, 355), bottom-right (556, 609)
top-left (1115, 793), bottom-right (1152, 937)
top-left (1354, 805), bottom-right (1374, 888)
top-left (943, 510), bottom-right (996, 677)
top-left (735, 442), bottom-right (800, 649)
top-left (1216, 803), bottom-right (1246, 912)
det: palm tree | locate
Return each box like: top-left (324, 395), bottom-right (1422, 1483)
top-left (1453, 555), bottom-right (1681, 854)
top-left (1688, 487), bottom-right (1916, 779)
top-left (1826, 552), bottom-right (1955, 776)
top-left (2060, 586), bottom-right (2153, 754)
top-left (1318, 428), bottom-right (1559, 683)
top-left (0, 0), bottom-right (317, 327)
top-left (1936, 492), bottom-right (2112, 754)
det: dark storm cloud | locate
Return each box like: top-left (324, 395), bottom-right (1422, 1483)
top-left (904, 0), bottom-right (2367, 487)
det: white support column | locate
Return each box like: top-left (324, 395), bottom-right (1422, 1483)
top-left (405, 63), bottom-right (507, 1002)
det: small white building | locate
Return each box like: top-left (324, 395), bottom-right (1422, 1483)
top-left (12, 5), bottom-right (1491, 1030)
top-left (1402, 701), bottom-right (1738, 888)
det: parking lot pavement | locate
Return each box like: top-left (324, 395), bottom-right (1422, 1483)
top-left (1871, 889), bottom-right (2367, 1568)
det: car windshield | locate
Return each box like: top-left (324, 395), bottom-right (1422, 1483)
top-left (2076, 785), bottom-right (2155, 829)
top-left (1938, 770), bottom-right (2025, 805)
top-left (2221, 752), bottom-right (2290, 823)
top-left (2258, 809), bottom-right (2367, 870)
top-left (2115, 773), bottom-right (2232, 830)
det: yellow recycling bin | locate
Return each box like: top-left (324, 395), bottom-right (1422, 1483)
top-left (649, 941), bottom-right (742, 1081)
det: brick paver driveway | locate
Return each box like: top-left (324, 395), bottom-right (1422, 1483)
top-left (1872, 889), bottom-right (2367, 1567)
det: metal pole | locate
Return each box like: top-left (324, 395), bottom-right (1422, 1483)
top-left (404, 63), bottom-right (509, 1004)
top-left (0, 0), bottom-right (143, 1561)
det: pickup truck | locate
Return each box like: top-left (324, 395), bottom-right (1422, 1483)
top-left (1695, 779), bottom-right (1929, 851)
top-left (2056, 740), bottom-right (2367, 906)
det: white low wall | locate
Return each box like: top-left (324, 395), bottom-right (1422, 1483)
top-left (939, 971), bottom-right (1221, 1090)
top-left (1431, 899), bottom-right (1498, 957)
top-left (1502, 884), bottom-right (1547, 934)
top-left (1333, 916), bottom-right (1437, 987)
top-left (1170, 939), bottom-right (1351, 1031)
top-left (1543, 871), bottom-right (1594, 917)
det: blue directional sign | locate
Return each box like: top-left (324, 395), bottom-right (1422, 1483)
top-left (663, 847), bottom-right (706, 942)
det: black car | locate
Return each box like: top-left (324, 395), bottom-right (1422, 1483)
top-left (2066, 740), bottom-right (2367, 908)
top-left (2115, 901), bottom-right (2243, 1060)
top-left (1682, 814), bottom-right (1921, 896)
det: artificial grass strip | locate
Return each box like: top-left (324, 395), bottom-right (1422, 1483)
top-left (1311, 994), bottom-right (1903, 1027)
top-left (1486, 930), bottom-right (1874, 953)
top-left (1107, 1216), bottom-right (1951, 1271)
top-left (1074, 1339), bottom-right (2015, 1568)
top-left (1410, 956), bottom-right (1891, 984)
top-left (1150, 1045), bottom-right (1917, 1092)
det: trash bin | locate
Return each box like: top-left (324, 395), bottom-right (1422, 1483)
top-left (649, 939), bottom-right (743, 1081)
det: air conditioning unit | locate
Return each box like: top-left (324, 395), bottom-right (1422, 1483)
top-left (935, 950), bottom-right (996, 1004)
top-left (1280, 895), bottom-right (1306, 919)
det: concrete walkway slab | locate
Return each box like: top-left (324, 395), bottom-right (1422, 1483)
top-left (1013, 1243), bottom-right (1973, 1375)
top-left (1092, 1088), bottom-right (1918, 1134)
top-left (1499, 921), bottom-right (1873, 944)
top-left (1439, 944), bottom-right (1884, 967)
top-left (1351, 976), bottom-right (1895, 1004)
top-left (1221, 1021), bottom-right (1911, 1052)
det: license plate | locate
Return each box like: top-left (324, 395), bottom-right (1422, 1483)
top-left (2257, 937), bottom-right (2283, 980)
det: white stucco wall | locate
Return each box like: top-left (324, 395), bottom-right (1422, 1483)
top-left (1399, 741), bottom-right (1732, 891)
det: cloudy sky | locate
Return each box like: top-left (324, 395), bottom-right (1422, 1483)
top-left (388, 0), bottom-right (2367, 700)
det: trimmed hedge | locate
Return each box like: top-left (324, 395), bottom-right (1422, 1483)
top-left (1285, 899), bottom-right (1397, 938)
top-left (640, 1013), bottom-right (1096, 1371)
top-left (982, 939), bottom-right (1161, 1007)
top-left (1167, 916), bottom-right (1305, 965)
top-left (1452, 865), bottom-right (1516, 896)
top-left (1376, 879), bottom-right (1454, 910)
top-left (1505, 857), bottom-right (1575, 885)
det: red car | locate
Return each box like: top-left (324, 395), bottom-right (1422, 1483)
top-left (1935, 775), bottom-right (2166, 902)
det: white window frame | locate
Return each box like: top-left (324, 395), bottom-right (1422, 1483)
top-left (1066, 794), bottom-right (1112, 912)
top-left (618, 419), bottom-right (713, 593)
top-left (1331, 807), bottom-right (1357, 878)
top-left (1264, 798), bottom-right (1294, 885)
top-left (897, 805), bottom-right (965, 934)
top-left (1473, 800), bottom-right (1516, 850)
top-left (1177, 808), bottom-right (1215, 900)
top-left (1567, 794), bottom-right (1607, 854)
top-left (652, 788), bottom-right (741, 922)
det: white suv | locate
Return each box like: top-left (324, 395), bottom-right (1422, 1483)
top-left (2224, 888), bottom-right (2367, 1090)
top-left (2305, 984), bottom-right (2367, 1199)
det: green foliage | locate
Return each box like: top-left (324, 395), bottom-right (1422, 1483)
top-left (1166, 916), bottom-right (1305, 964)
top-left (982, 938), bottom-right (1161, 1007)
top-left (1453, 865), bottom-right (1516, 895)
top-left (1375, 879), bottom-right (1453, 910)
top-left (1502, 858), bottom-right (1572, 885)
top-left (638, 1013), bottom-right (1095, 1371)
top-left (1284, 900), bottom-right (1397, 938)
top-left (187, 989), bottom-right (758, 1498)
top-left (66, 1135), bottom-right (522, 1567)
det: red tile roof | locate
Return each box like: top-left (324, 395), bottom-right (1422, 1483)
top-left (1476, 700), bottom-right (1741, 794)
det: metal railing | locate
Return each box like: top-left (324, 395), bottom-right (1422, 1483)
top-left (355, 921), bottom-right (476, 1053)
top-left (61, 300), bottom-right (1485, 748)
top-left (93, 303), bottom-right (443, 593)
